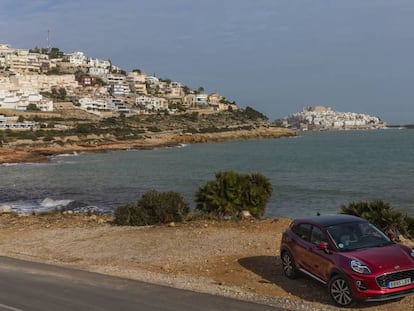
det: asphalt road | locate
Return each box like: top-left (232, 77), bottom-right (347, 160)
top-left (0, 257), bottom-right (285, 311)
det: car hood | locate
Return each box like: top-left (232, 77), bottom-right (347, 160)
top-left (342, 244), bottom-right (414, 273)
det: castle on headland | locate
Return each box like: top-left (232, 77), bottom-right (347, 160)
top-left (0, 43), bottom-right (238, 117)
top-left (282, 106), bottom-right (386, 131)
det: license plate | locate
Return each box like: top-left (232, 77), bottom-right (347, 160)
top-left (387, 278), bottom-right (412, 288)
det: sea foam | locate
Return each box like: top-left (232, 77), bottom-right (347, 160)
top-left (40, 198), bottom-right (73, 209)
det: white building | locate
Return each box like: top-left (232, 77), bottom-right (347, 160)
top-left (0, 89), bottom-right (53, 111)
top-left (145, 76), bottom-right (159, 86)
top-left (78, 98), bottom-right (111, 115)
top-left (111, 84), bottom-right (130, 97)
top-left (109, 98), bottom-right (130, 113)
top-left (127, 71), bottom-right (147, 94)
top-left (136, 95), bottom-right (168, 112)
top-left (183, 94), bottom-right (206, 108)
top-left (106, 74), bottom-right (126, 85)
top-left (0, 115), bottom-right (36, 130)
top-left (88, 58), bottom-right (111, 77)
top-left (88, 58), bottom-right (110, 69)
top-left (67, 51), bottom-right (87, 65)
top-left (89, 67), bottom-right (109, 76)
top-left (195, 94), bottom-right (208, 106)
top-left (0, 45), bottom-right (50, 73)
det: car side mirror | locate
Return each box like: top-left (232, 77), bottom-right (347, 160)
top-left (316, 243), bottom-right (330, 254)
top-left (387, 231), bottom-right (395, 241)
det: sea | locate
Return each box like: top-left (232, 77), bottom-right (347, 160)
top-left (1, 129), bottom-right (413, 218)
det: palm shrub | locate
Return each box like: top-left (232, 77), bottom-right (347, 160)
top-left (406, 217), bottom-right (414, 238)
top-left (114, 191), bottom-right (189, 226)
top-left (340, 200), bottom-right (413, 238)
top-left (195, 171), bottom-right (273, 219)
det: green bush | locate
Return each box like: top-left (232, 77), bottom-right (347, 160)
top-left (195, 171), bottom-right (272, 220)
top-left (113, 203), bottom-right (149, 226)
top-left (74, 123), bottom-right (98, 135)
top-left (147, 126), bottom-right (162, 132)
top-left (340, 200), bottom-right (414, 238)
top-left (113, 191), bottom-right (189, 226)
top-left (43, 135), bottom-right (55, 142)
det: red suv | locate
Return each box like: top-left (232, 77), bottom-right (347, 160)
top-left (280, 214), bottom-right (414, 306)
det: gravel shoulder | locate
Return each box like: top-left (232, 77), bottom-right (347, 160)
top-left (0, 213), bottom-right (413, 311)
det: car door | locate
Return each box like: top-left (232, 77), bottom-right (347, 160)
top-left (302, 225), bottom-right (335, 282)
top-left (290, 223), bottom-right (313, 270)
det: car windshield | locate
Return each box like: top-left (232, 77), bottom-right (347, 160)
top-left (326, 221), bottom-right (392, 251)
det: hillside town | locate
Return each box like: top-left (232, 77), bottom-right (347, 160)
top-left (282, 106), bottom-right (386, 131)
top-left (0, 43), bottom-right (238, 129)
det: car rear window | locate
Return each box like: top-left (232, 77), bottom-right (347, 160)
top-left (292, 223), bottom-right (312, 242)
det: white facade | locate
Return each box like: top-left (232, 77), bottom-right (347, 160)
top-left (78, 98), bottom-right (111, 115)
top-left (112, 84), bottom-right (130, 97)
top-left (184, 94), bottom-right (205, 107)
top-left (127, 71), bottom-right (147, 83)
top-left (145, 76), bottom-right (159, 86)
top-left (168, 82), bottom-right (184, 97)
top-left (0, 89), bottom-right (53, 111)
top-left (0, 115), bottom-right (36, 130)
top-left (136, 95), bottom-right (168, 112)
top-left (109, 98), bottom-right (130, 113)
top-left (1, 49), bottom-right (50, 73)
top-left (88, 58), bottom-right (111, 69)
top-left (79, 97), bottom-right (131, 114)
top-left (89, 67), bottom-right (109, 76)
top-left (195, 94), bottom-right (208, 106)
top-left (68, 51), bottom-right (87, 65)
top-left (106, 74), bottom-right (126, 84)
top-left (88, 58), bottom-right (110, 77)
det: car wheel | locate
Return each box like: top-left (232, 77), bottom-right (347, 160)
top-left (281, 250), bottom-right (298, 279)
top-left (329, 275), bottom-right (354, 307)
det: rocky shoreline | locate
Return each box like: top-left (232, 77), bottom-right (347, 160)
top-left (0, 127), bottom-right (296, 164)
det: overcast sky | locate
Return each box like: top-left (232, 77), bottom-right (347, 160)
top-left (1, 0), bottom-right (413, 124)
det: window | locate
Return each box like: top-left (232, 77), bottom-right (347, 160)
top-left (311, 226), bottom-right (328, 245)
top-left (292, 223), bottom-right (312, 242)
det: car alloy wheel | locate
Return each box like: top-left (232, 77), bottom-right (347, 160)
top-left (329, 275), bottom-right (353, 307)
top-left (281, 251), bottom-right (298, 279)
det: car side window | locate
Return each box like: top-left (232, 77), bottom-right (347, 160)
top-left (292, 223), bottom-right (312, 242)
top-left (311, 226), bottom-right (328, 245)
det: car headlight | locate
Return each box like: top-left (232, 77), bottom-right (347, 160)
top-left (350, 259), bottom-right (371, 274)
top-left (411, 249), bottom-right (414, 258)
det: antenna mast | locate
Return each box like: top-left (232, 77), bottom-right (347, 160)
top-left (47, 30), bottom-right (51, 52)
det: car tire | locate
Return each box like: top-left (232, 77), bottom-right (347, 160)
top-left (328, 274), bottom-right (354, 307)
top-left (281, 250), bottom-right (298, 279)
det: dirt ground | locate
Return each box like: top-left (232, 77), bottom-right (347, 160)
top-left (0, 213), bottom-right (413, 311)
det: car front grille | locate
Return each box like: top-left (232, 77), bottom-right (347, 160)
top-left (376, 269), bottom-right (414, 289)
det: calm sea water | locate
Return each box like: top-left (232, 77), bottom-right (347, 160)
top-left (1, 129), bottom-right (413, 218)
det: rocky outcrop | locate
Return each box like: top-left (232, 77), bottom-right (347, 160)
top-left (0, 127), bottom-right (296, 164)
top-left (0, 205), bottom-right (12, 213)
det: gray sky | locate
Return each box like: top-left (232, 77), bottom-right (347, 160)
top-left (1, 0), bottom-right (413, 124)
